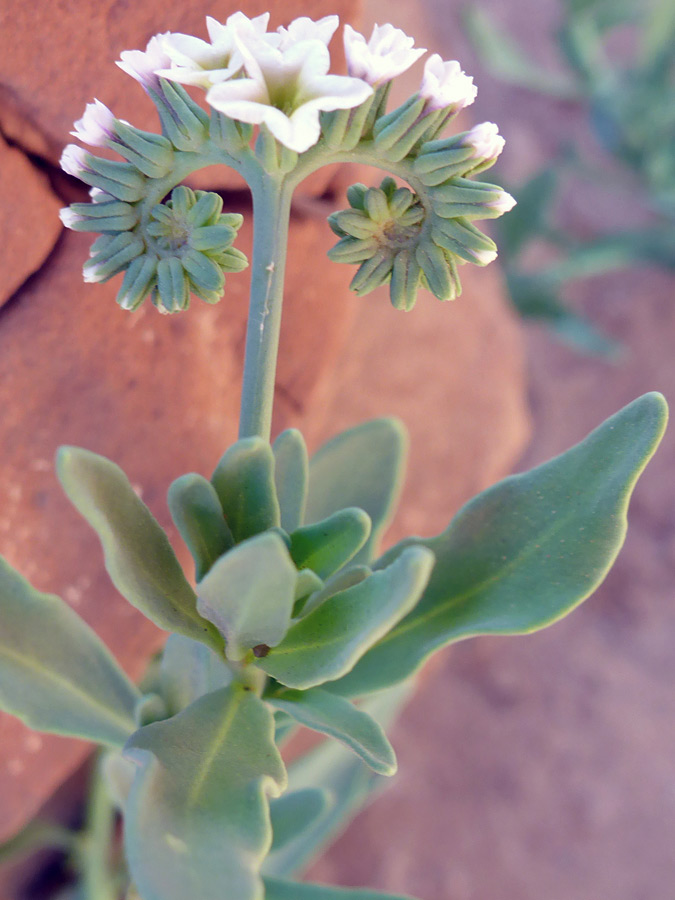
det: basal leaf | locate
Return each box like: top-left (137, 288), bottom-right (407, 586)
top-left (305, 420), bottom-right (407, 565)
top-left (0, 556), bottom-right (139, 746)
top-left (264, 879), bottom-right (418, 900)
top-left (196, 532), bottom-right (297, 661)
top-left (267, 687), bottom-right (396, 775)
top-left (263, 686), bottom-right (412, 879)
top-left (289, 509), bottom-right (371, 579)
top-left (274, 429), bottom-right (309, 534)
top-left (255, 547), bottom-right (434, 689)
top-left (269, 789), bottom-right (331, 853)
top-left (124, 685), bottom-right (286, 900)
top-left (211, 437), bottom-right (280, 543)
top-left (56, 447), bottom-right (220, 650)
top-left (159, 634), bottom-right (232, 716)
top-left (330, 393), bottom-right (668, 697)
top-left (167, 473), bottom-right (234, 581)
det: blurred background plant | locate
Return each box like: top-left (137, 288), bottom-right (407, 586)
top-left (464, 0), bottom-right (675, 357)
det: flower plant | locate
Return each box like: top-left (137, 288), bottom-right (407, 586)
top-left (0, 12), bottom-right (668, 900)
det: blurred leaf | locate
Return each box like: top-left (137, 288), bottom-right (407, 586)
top-left (212, 437), bottom-right (280, 543)
top-left (0, 556), bottom-right (140, 746)
top-left (306, 419), bottom-right (407, 565)
top-left (264, 879), bottom-right (418, 900)
top-left (289, 508), bottom-right (372, 579)
top-left (267, 687), bottom-right (397, 775)
top-left (56, 447), bottom-right (220, 650)
top-left (269, 789), bottom-right (331, 853)
top-left (255, 547), bottom-right (434, 690)
top-left (168, 474), bottom-right (233, 582)
top-left (196, 532), bottom-right (297, 661)
top-left (495, 168), bottom-right (558, 258)
top-left (463, 6), bottom-right (580, 97)
top-left (124, 685), bottom-right (286, 900)
top-left (159, 634), bottom-right (232, 716)
top-left (329, 393), bottom-right (668, 697)
top-left (274, 429), bottom-right (309, 534)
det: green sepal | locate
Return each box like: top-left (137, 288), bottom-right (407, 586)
top-left (211, 437), bottom-right (281, 543)
top-left (124, 685), bottom-right (286, 900)
top-left (159, 634), bottom-right (233, 716)
top-left (0, 556), bottom-right (140, 747)
top-left (372, 96), bottom-right (425, 152)
top-left (266, 687), bottom-right (397, 775)
top-left (56, 447), bottom-right (221, 651)
top-left (254, 546), bottom-right (434, 690)
top-left (416, 241), bottom-right (456, 300)
top-left (190, 224), bottom-right (237, 251)
top-left (330, 393), bottom-right (668, 697)
top-left (328, 236), bottom-right (379, 264)
top-left (156, 256), bottom-right (189, 312)
top-left (196, 532), bottom-right (297, 661)
top-left (167, 473), bottom-right (234, 582)
top-left (182, 249), bottom-right (225, 294)
top-left (306, 419), bottom-right (408, 565)
top-left (273, 429), bottom-right (309, 534)
top-left (389, 249), bottom-right (421, 311)
top-left (83, 232), bottom-right (144, 283)
top-left (349, 252), bottom-right (393, 296)
top-left (116, 256), bottom-right (158, 311)
top-left (265, 879), bottom-right (418, 900)
top-left (269, 789), bottom-right (331, 853)
top-left (288, 508), bottom-right (372, 580)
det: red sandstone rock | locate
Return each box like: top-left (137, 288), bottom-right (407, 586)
top-left (0, 133), bottom-right (61, 309)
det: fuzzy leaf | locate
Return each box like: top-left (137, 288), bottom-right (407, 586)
top-left (273, 430), bottom-right (309, 533)
top-left (289, 508), bottom-right (371, 579)
top-left (306, 420), bottom-right (407, 565)
top-left (264, 880), bottom-right (418, 900)
top-left (159, 634), bottom-right (232, 716)
top-left (267, 687), bottom-right (396, 775)
top-left (167, 473), bottom-right (234, 581)
top-left (211, 437), bottom-right (280, 543)
top-left (269, 789), bottom-right (331, 853)
top-left (330, 393), bottom-right (668, 697)
top-left (0, 556), bottom-right (139, 746)
top-left (124, 685), bottom-right (286, 900)
top-left (196, 533), bottom-right (297, 661)
top-left (255, 547), bottom-right (434, 689)
top-left (56, 447), bottom-right (220, 650)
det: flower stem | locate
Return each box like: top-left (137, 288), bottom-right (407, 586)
top-left (238, 174), bottom-right (293, 442)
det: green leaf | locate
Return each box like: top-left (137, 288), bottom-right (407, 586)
top-left (274, 429), bottom-right (309, 533)
top-left (196, 532), bottom-right (297, 661)
top-left (299, 566), bottom-right (371, 617)
top-left (289, 508), bottom-right (372, 579)
top-left (267, 687), bottom-right (396, 775)
top-left (269, 789), bottom-right (331, 852)
top-left (56, 447), bottom-right (220, 650)
top-left (330, 393), bottom-right (668, 697)
top-left (263, 686), bottom-right (412, 878)
top-left (255, 547), bottom-right (434, 689)
top-left (159, 634), bottom-right (232, 716)
top-left (167, 473), bottom-right (234, 581)
top-left (0, 556), bottom-right (139, 746)
top-left (124, 685), bottom-right (286, 900)
top-left (211, 437), bottom-right (280, 543)
top-left (306, 420), bottom-right (407, 565)
top-left (264, 879), bottom-right (418, 900)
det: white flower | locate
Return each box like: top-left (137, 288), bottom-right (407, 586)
top-left (71, 99), bottom-right (116, 147)
top-left (463, 122), bottom-right (505, 160)
top-left (60, 144), bottom-right (91, 178)
top-left (206, 31), bottom-right (373, 153)
top-left (59, 207), bottom-right (83, 228)
top-left (117, 33), bottom-right (173, 89)
top-left (277, 16), bottom-right (339, 49)
top-left (471, 247), bottom-right (498, 265)
top-left (156, 13), bottom-right (270, 89)
top-left (487, 190), bottom-right (517, 214)
top-left (343, 23), bottom-right (426, 85)
top-left (419, 54), bottom-right (477, 112)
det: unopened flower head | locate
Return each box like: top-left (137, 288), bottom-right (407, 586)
top-left (157, 12), bottom-right (270, 89)
top-left (487, 189), bottom-right (517, 214)
top-left (277, 15), bottom-right (339, 49)
top-left (343, 23), bottom-right (426, 85)
top-left (60, 144), bottom-right (92, 178)
top-left (71, 99), bottom-right (117, 147)
top-left (420, 55), bottom-right (477, 112)
top-left (471, 247), bottom-right (498, 265)
top-left (117, 33), bottom-right (173, 89)
top-left (206, 28), bottom-right (372, 153)
top-left (463, 122), bottom-right (505, 161)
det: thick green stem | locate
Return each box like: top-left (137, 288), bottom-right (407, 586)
top-left (238, 176), bottom-right (293, 441)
